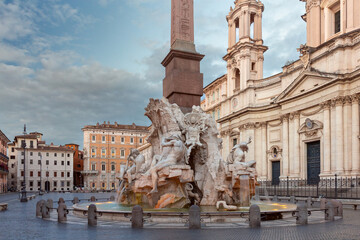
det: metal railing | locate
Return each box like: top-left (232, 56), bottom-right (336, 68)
top-left (258, 175), bottom-right (360, 199)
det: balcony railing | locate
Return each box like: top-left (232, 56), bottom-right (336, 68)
top-left (0, 152), bottom-right (9, 161)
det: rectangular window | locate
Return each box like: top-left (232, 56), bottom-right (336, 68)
top-left (102, 183), bottom-right (105, 188)
top-left (38, 160), bottom-right (41, 165)
top-left (233, 138), bottom-right (238, 147)
top-left (21, 152), bottom-right (24, 156)
top-left (29, 181), bottom-right (33, 187)
top-left (67, 153), bottom-right (70, 157)
top-left (46, 160), bottom-right (49, 165)
top-left (91, 148), bottom-right (96, 158)
top-left (46, 153), bottom-right (49, 157)
top-left (251, 62), bottom-right (256, 71)
top-left (139, 138), bottom-right (143, 144)
top-left (102, 164), bottom-right (106, 171)
top-left (111, 164), bottom-right (115, 171)
top-left (30, 159), bottom-right (33, 164)
top-left (54, 172), bottom-right (57, 177)
top-left (38, 181), bottom-right (41, 187)
top-left (111, 136), bottom-right (115, 143)
top-left (101, 148), bottom-right (106, 158)
top-left (334, 10), bottom-right (340, 33)
top-left (61, 161), bottom-right (64, 166)
top-left (102, 136), bottom-right (106, 143)
top-left (61, 172), bottom-right (64, 177)
top-left (54, 181), bottom-right (57, 187)
top-left (54, 153), bottom-right (57, 157)
top-left (112, 183), bottom-right (115, 188)
top-left (120, 149), bottom-right (125, 158)
top-left (61, 181), bottom-right (64, 187)
top-left (92, 135), bottom-right (96, 142)
top-left (67, 161), bottom-right (70, 166)
top-left (21, 159), bottom-right (24, 164)
top-left (11, 147), bottom-right (14, 152)
top-left (54, 160), bottom-right (57, 165)
top-left (30, 152), bottom-right (33, 156)
top-left (38, 171), bottom-right (41, 177)
top-left (67, 172), bottom-right (70, 178)
top-left (62, 153), bottom-right (64, 157)
top-left (92, 183), bottom-right (95, 188)
top-left (30, 141), bottom-right (34, 148)
top-left (46, 171), bottom-right (49, 177)
top-left (10, 156), bottom-right (15, 159)
top-left (91, 164), bottom-right (96, 171)
top-left (67, 181), bottom-right (70, 187)
top-left (30, 171), bottom-right (33, 177)
top-left (121, 137), bottom-right (124, 143)
top-left (130, 137), bottom-right (134, 144)
top-left (111, 148), bottom-right (115, 158)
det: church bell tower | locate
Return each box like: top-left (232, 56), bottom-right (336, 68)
top-left (224, 0), bottom-right (268, 97)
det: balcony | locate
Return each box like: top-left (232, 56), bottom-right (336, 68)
top-left (0, 152), bottom-right (9, 161)
top-left (0, 162), bottom-right (8, 174)
top-left (81, 170), bottom-right (98, 176)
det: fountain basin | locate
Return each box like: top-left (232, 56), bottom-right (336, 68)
top-left (73, 201), bottom-right (297, 223)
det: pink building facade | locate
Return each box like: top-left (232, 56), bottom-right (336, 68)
top-left (0, 130), bottom-right (10, 193)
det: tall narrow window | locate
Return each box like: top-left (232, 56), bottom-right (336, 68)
top-left (111, 148), bottom-right (115, 158)
top-left (102, 136), bottom-right (106, 143)
top-left (233, 138), bottom-right (238, 147)
top-left (235, 69), bottom-right (240, 89)
top-left (92, 135), bottom-right (96, 143)
top-left (334, 10), bottom-right (340, 33)
top-left (235, 18), bottom-right (239, 42)
top-left (101, 148), bottom-right (106, 158)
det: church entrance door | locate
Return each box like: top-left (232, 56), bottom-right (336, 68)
top-left (307, 141), bottom-right (320, 185)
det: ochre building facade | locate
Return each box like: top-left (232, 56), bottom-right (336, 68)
top-left (0, 130), bottom-right (10, 193)
top-left (82, 122), bottom-right (149, 190)
top-left (202, 0), bottom-right (360, 182)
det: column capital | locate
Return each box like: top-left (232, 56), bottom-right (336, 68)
top-left (320, 100), bottom-right (331, 109)
top-left (350, 93), bottom-right (360, 103)
top-left (280, 114), bottom-right (290, 122)
top-left (331, 96), bottom-right (345, 107)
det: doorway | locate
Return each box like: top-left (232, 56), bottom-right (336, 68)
top-left (307, 141), bottom-right (321, 184)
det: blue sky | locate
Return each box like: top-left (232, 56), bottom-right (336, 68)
top-left (0, 0), bottom-right (306, 147)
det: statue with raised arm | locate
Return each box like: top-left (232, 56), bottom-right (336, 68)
top-left (227, 137), bottom-right (254, 167)
top-left (149, 134), bottom-right (187, 194)
top-left (125, 149), bottom-right (145, 183)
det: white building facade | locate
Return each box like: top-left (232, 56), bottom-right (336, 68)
top-left (8, 132), bottom-right (74, 192)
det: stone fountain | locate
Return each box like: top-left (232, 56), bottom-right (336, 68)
top-left (116, 97), bottom-right (258, 210)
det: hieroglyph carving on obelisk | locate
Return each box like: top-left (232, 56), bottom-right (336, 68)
top-left (171, 0), bottom-right (194, 47)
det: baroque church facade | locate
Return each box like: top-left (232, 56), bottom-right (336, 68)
top-left (201, 0), bottom-right (360, 182)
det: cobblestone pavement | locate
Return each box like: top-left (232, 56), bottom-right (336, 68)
top-left (1, 192), bottom-right (360, 240)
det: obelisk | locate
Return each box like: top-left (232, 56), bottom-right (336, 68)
top-left (162, 0), bottom-right (204, 112)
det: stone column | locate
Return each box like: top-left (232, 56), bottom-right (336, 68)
top-left (347, 0), bottom-right (354, 29)
top-left (322, 101), bottom-right (331, 174)
top-left (254, 14), bottom-right (259, 39)
top-left (335, 98), bottom-right (344, 173)
top-left (351, 94), bottom-right (360, 175)
top-left (289, 115), bottom-right (294, 175)
top-left (245, 11), bottom-right (250, 37)
top-left (257, 56), bottom-right (264, 79)
top-left (281, 115), bottom-right (289, 177)
top-left (241, 12), bottom-right (245, 39)
top-left (261, 123), bottom-right (267, 178)
top-left (330, 102), bottom-right (336, 172)
top-left (293, 112), bottom-right (300, 176)
top-left (343, 97), bottom-right (352, 174)
top-left (324, 7), bottom-right (331, 40)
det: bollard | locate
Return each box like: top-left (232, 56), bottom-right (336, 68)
top-left (249, 204), bottom-right (261, 228)
top-left (189, 205), bottom-right (201, 229)
top-left (320, 198), bottom-right (327, 210)
top-left (273, 195), bottom-right (278, 202)
top-left (325, 202), bottom-right (335, 221)
top-left (72, 197), bottom-right (79, 204)
top-left (57, 202), bottom-right (67, 223)
top-left (296, 203), bottom-right (308, 225)
top-left (41, 202), bottom-right (50, 219)
top-left (58, 198), bottom-right (65, 204)
top-left (131, 205), bottom-right (143, 229)
top-left (36, 200), bottom-right (45, 217)
top-left (47, 199), bottom-right (53, 212)
top-left (90, 196), bottom-right (96, 202)
top-left (330, 199), bottom-right (343, 217)
top-left (290, 196), bottom-right (296, 204)
top-left (307, 197), bottom-right (312, 208)
top-left (88, 204), bottom-right (97, 226)
top-left (110, 196), bottom-right (115, 201)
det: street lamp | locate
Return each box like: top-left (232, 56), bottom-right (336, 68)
top-left (20, 125), bottom-right (27, 202)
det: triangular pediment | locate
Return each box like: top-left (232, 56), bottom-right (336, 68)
top-left (276, 70), bottom-right (335, 102)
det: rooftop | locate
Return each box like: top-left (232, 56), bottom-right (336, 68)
top-left (82, 121), bottom-right (149, 131)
